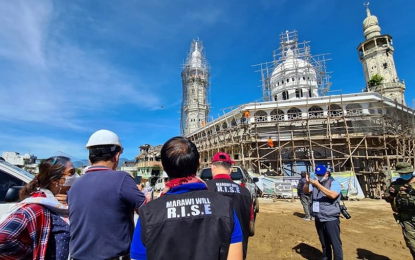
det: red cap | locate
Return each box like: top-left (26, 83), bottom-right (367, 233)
top-left (212, 152), bottom-right (235, 165)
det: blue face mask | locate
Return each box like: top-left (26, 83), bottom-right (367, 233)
top-left (400, 173), bottom-right (413, 181)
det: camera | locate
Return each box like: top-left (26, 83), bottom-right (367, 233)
top-left (340, 204), bottom-right (351, 219)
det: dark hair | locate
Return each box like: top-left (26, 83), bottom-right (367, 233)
top-left (20, 156), bottom-right (70, 199)
top-left (161, 136), bottom-right (200, 178)
top-left (89, 145), bottom-right (122, 164)
top-left (212, 161), bottom-right (231, 170)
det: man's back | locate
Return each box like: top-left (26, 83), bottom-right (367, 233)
top-left (139, 189), bottom-right (235, 260)
top-left (68, 168), bottom-right (145, 259)
top-left (206, 178), bottom-right (252, 258)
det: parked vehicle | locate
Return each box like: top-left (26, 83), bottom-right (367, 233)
top-left (155, 171), bottom-right (168, 191)
top-left (0, 158), bottom-right (34, 217)
top-left (199, 165), bottom-right (260, 235)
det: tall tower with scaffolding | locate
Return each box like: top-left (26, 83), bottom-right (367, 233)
top-left (180, 39), bottom-right (210, 136)
top-left (255, 30), bottom-right (331, 102)
top-left (357, 3), bottom-right (406, 104)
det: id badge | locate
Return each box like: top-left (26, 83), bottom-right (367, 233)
top-left (313, 201), bottom-right (320, 212)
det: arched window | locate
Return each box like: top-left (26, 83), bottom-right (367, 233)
top-left (346, 103), bottom-right (363, 116)
top-left (254, 110), bottom-right (267, 122)
top-left (216, 125), bottom-right (221, 132)
top-left (282, 91), bottom-right (289, 100)
top-left (308, 88), bottom-right (312, 97)
top-left (231, 119), bottom-right (237, 126)
top-left (329, 104), bottom-right (343, 117)
top-left (274, 95), bottom-right (278, 101)
top-left (222, 122), bottom-right (228, 129)
top-left (270, 109), bottom-right (284, 121)
top-left (287, 107), bottom-right (302, 120)
top-left (369, 103), bottom-right (382, 114)
top-left (308, 106), bottom-right (324, 118)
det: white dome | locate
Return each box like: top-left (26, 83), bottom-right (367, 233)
top-left (270, 48), bottom-right (318, 97)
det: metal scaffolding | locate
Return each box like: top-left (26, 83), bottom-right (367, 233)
top-left (187, 94), bottom-right (415, 198)
top-left (180, 39), bottom-right (211, 136)
top-left (254, 30), bottom-right (332, 101)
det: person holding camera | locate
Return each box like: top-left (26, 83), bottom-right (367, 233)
top-left (303, 165), bottom-right (343, 260)
top-left (384, 162), bottom-right (415, 259)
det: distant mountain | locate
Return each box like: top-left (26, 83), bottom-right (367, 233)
top-left (118, 158), bottom-right (135, 166)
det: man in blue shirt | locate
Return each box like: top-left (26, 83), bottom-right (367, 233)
top-left (131, 136), bottom-right (243, 260)
top-left (303, 165), bottom-right (343, 260)
top-left (68, 129), bottom-right (146, 260)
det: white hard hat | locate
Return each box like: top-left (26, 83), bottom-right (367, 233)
top-left (85, 129), bottom-right (123, 149)
top-left (162, 171), bottom-right (168, 178)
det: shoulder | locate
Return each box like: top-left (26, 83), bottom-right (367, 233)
top-left (205, 179), bottom-right (216, 185)
top-left (17, 204), bottom-right (49, 220)
top-left (111, 170), bottom-right (131, 176)
top-left (239, 185), bottom-right (251, 196)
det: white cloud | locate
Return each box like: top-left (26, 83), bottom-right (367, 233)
top-left (0, 0), bottom-right (161, 130)
top-left (0, 132), bottom-right (88, 159)
top-left (0, 0), bottom-right (51, 67)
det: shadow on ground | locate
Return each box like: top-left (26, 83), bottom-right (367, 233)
top-left (292, 242), bottom-right (322, 260)
top-left (293, 212), bottom-right (306, 218)
top-left (356, 248), bottom-right (391, 260)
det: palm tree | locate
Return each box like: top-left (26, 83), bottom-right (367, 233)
top-left (369, 74), bottom-right (383, 86)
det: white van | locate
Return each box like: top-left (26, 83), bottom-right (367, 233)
top-left (155, 171), bottom-right (168, 191)
top-left (155, 178), bottom-right (165, 191)
top-left (0, 159), bottom-right (34, 217)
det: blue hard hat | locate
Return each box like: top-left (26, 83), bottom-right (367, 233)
top-left (315, 165), bottom-right (327, 175)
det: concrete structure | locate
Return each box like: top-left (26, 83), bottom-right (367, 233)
top-left (180, 39), bottom-right (210, 136)
top-left (1, 151), bottom-right (37, 172)
top-left (184, 5), bottom-right (414, 198)
top-left (135, 144), bottom-right (163, 180)
top-left (357, 3), bottom-right (406, 104)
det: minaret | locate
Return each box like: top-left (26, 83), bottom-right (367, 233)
top-left (357, 3), bottom-right (406, 104)
top-left (180, 40), bottom-right (210, 136)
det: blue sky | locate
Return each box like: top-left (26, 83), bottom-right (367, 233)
top-left (0, 0), bottom-right (414, 161)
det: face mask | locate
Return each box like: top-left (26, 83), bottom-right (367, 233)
top-left (317, 175), bottom-right (328, 182)
top-left (63, 174), bottom-right (79, 187)
top-left (400, 173), bottom-right (413, 181)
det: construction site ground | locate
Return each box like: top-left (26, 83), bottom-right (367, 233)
top-left (247, 198), bottom-right (411, 260)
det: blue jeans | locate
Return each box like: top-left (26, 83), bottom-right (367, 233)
top-left (315, 218), bottom-right (343, 260)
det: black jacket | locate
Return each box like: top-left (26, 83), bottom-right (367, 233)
top-left (206, 177), bottom-right (252, 258)
top-left (139, 189), bottom-right (234, 260)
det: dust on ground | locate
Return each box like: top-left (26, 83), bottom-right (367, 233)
top-left (246, 198), bottom-right (411, 260)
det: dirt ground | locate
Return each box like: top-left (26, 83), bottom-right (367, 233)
top-left (246, 198), bottom-right (412, 260)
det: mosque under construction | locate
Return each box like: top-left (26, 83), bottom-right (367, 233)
top-left (179, 5), bottom-right (414, 198)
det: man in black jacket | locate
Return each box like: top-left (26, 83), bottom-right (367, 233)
top-left (206, 152), bottom-right (253, 259)
top-left (131, 137), bottom-right (243, 260)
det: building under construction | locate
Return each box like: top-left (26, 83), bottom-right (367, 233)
top-left (181, 5), bottom-right (414, 198)
top-left (180, 40), bottom-right (210, 136)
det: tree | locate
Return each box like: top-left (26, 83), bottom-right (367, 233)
top-left (369, 74), bottom-right (383, 86)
